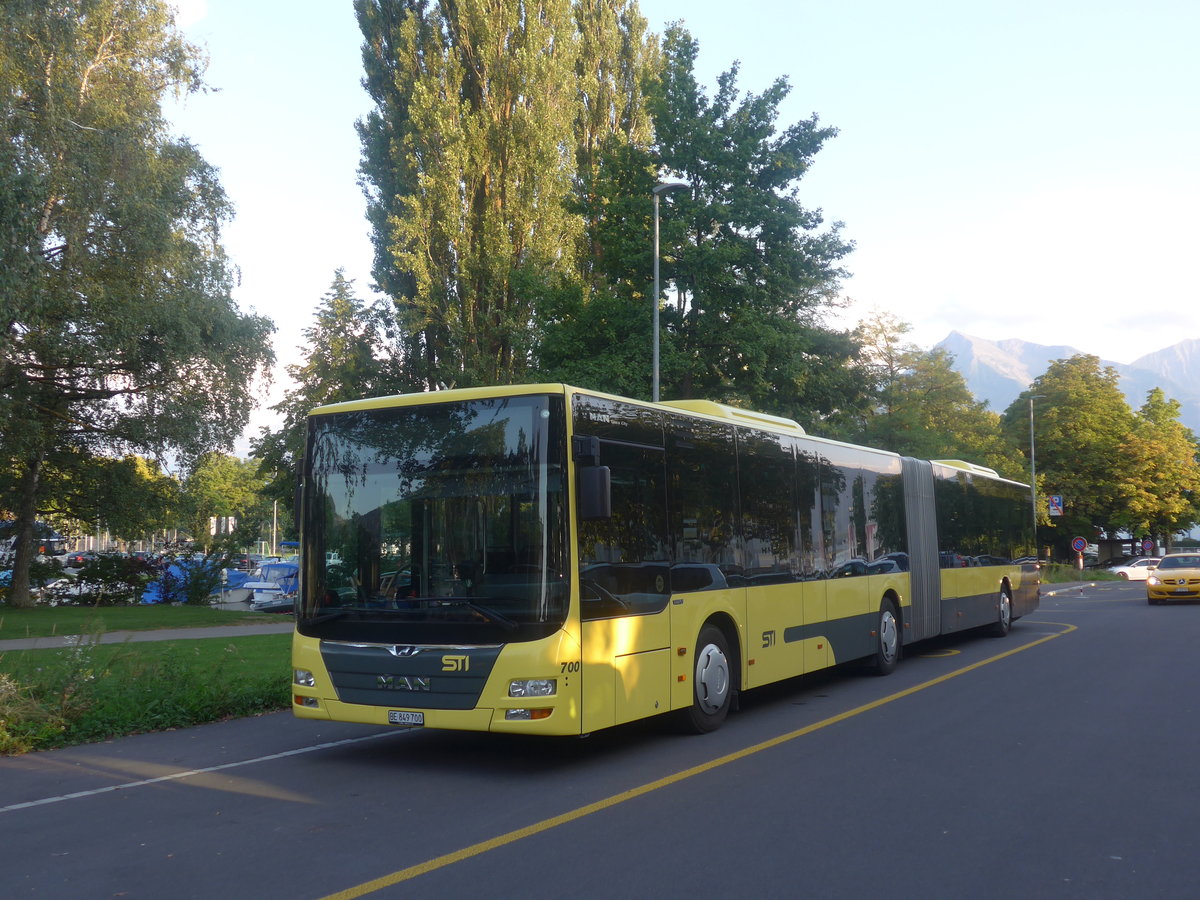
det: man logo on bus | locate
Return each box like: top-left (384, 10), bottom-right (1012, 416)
top-left (442, 655), bottom-right (470, 672)
top-left (377, 674), bottom-right (431, 691)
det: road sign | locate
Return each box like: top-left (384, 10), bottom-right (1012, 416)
top-left (1142, 538), bottom-right (1155, 554)
top-left (1071, 536), bottom-right (1087, 552)
top-left (1048, 495), bottom-right (1064, 517)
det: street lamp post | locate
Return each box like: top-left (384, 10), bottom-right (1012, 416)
top-left (652, 181), bottom-right (690, 402)
top-left (1029, 394), bottom-right (1045, 559)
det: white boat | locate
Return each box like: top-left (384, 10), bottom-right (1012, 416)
top-left (243, 561), bottom-right (299, 612)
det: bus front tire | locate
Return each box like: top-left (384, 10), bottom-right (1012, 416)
top-left (683, 624), bottom-right (733, 733)
top-left (872, 599), bottom-right (900, 676)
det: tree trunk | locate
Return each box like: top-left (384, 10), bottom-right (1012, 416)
top-left (6, 451), bottom-right (45, 608)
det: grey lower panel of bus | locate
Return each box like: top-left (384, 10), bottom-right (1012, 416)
top-left (901, 457), bottom-right (942, 643)
top-left (941, 591), bottom-right (1003, 633)
top-left (783, 613), bottom-right (875, 662)
top-left (320, 642), bottom-right (501, 709)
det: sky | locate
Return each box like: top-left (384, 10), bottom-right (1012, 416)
top-left (166, 1), bottom-right (1200, 446)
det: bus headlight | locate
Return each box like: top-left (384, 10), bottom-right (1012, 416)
top-left (294, 668), bottom-right (316, 687)
top-left (509, 678), bottom-right (557, 698)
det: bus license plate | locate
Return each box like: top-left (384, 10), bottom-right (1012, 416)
top-left (388, 710), bottom-right (424, 726)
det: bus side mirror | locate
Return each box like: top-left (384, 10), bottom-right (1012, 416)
top-left (579, 466), bottom-right (612, 520)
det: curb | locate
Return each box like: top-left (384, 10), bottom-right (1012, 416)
top-left (1042, 582), bottom-right (1097, 597)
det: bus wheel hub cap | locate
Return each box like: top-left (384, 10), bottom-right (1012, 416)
top-left (695, 644), bottom-right (730, 713)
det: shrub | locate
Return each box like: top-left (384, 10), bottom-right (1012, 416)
top-left (55, 554), bottom-right (158, 606)
top-left (0, 673), bottom-right (68, 755)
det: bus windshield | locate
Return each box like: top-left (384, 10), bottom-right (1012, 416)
top-left (297, 394), bottom-right (568, 644)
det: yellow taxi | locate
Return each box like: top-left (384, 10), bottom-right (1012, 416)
top-left (1146, 553), bottom-right (1200, 605)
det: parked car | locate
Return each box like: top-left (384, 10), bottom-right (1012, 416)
top-left (63, 550), bottom-right (97, 568)
top-left (1146, 553), bottom-right (1200, 604)
top-left (229, 553), bottom-right (260, 571)
top-left (1108, 557), bottom-right (1160, 580)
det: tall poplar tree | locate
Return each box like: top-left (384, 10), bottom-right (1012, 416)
top-left (535, 0), bottom-right (659, 396)
top-left (0, 0), bottom-right (274, 606)
top-left (572, 0), bottom-right (656, 276)
top-left (356, 0), bottom-right (584, 390)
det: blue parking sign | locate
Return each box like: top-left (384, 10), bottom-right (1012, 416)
top-left (1048, 495), bottom-right (1064, 517)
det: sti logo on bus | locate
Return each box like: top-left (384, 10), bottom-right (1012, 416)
top-left (442, 655), bottom-right (470, 672)
top-left (377, 674), bottom-right (431, 691)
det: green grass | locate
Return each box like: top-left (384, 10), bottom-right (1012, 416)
top-left (1041, 563), bottom-right (1121, 584)
top-left (0, 604), bottom-right (285, 640)
top-left (0, 633), bottom-right (292, 754)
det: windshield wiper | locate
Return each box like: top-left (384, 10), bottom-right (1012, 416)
top-left (414, 597), bottom-right (518, 631)
top-left (308, 607), bottom-right (352, 623)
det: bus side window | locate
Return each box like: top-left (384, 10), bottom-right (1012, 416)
top-left (666, 416), bottom-right (740, 590)
top-left (578, 441), bottom-right (669, 619)
top-left (738, 428), bottom-right (799, 584)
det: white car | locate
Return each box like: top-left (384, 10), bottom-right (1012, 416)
top-left (1108, 557), bottom-right (1161, 581)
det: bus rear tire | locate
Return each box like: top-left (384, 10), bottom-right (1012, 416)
top-left (683, 624), bottom-right (733, 733)
top-left (871, 599), bottom-right (900, 676)
top-left (988, 590), bottom-right (1013, 637)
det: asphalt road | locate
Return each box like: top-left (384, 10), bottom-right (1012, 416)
top-left (2, 580), bottom-right (1197, 899)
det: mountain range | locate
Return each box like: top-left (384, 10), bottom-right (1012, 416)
top-left (934, 332), bottom-right (1200, 435)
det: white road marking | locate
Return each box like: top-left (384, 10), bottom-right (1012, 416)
top-left (1, 730), bottom-right (402, 814)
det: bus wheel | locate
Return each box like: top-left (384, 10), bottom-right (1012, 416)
top-left (872, 599), bottom-right (900, 676)
top-left (988, 590), bottom-right (1013, 637)
top-left (684, 625), bottom-right (732, 733)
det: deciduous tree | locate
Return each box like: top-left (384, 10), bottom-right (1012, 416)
top-left (179, 452), bottom-right (263, 551)
top-left (538, 25), bottom-right (864, 424)
top-left (651, 26), bottom-right (858, 421)
top-left (1, 0), bottom-right (274, 606)
top-left (1003, 356), bottom-right (1138, 555)
top-left (1120, 388), bottom-right (1200, 545)
top-left (36, 451), bottom-right (180, 544)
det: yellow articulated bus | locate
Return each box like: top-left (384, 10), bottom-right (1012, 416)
top-left (291, 384), bottom-right (1039, 735)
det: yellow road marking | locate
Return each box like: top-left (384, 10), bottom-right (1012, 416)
top-left (322, 622), bottom-right (1076, 899)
